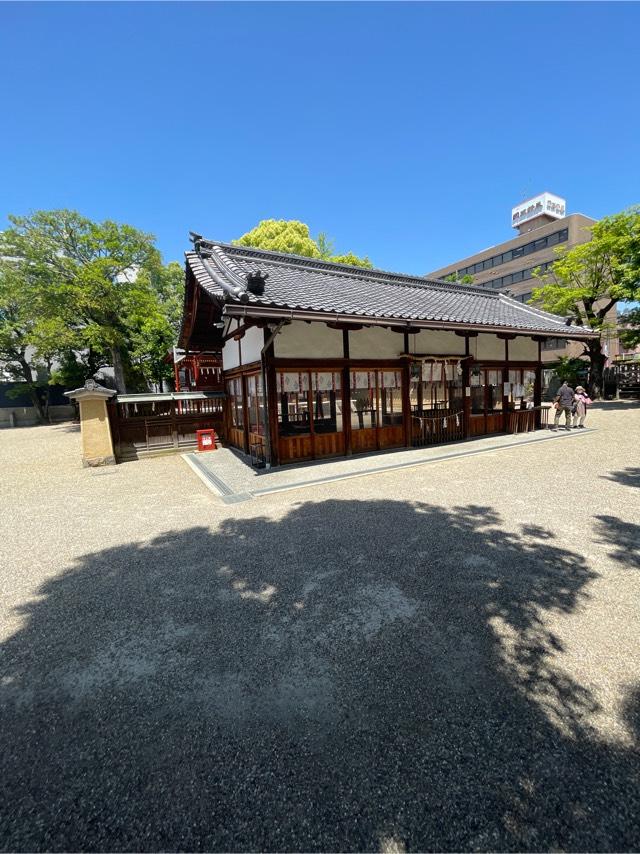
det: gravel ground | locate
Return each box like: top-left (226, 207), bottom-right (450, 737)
top-left (0, 405), bottom-right (639, 852)
top-left (185, 422), bottom-right (596, 499)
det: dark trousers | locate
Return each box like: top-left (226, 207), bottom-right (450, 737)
top-left (554, 405), bottom-right (572, 427)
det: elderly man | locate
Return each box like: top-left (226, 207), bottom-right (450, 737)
top-left (551, 381), bottom-right (575, 431)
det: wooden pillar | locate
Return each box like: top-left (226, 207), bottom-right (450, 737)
top-left (265, 341), bottom-right (279, 467)
top-left (170, 398), bottom-right (179, 449)
top-left (502, 338), bottom-right (510, 432)
top-left (342, 330), bottom-right (352, 455)
top-left (462, 356), bottom-right (471, 439)
top-left (461, 335), bottom-right (471, 438)
top-left (402, 357), bottom-right (412, 447)
top-left (240, 374), bottom-right (250, 453)
top-left (534, 338), bottom-right (543, 428)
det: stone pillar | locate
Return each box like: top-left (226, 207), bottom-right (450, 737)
top-left (65, 380), bottom-right (117, 467)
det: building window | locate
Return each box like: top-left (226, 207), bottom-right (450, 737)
top-left (246, 373), bottom-right (265, 436)
top-left (474, 260), bottom-right (554, 293)
top-left (350, 371), bottom-right (377, 430)
top-left (542, 337), bottom-right (567, 350)
top-left (276, 371), bottom-right (310, 436)
top-left (349, 370), bottom-right (403, 431)
top-left (508, 369), bottom-right (536, 408)
top-left (409, 361), bottom-right (463, 414)
top-left (312, 371), bottom-right (342, 434)
top-left (470, 367), bottom-right (504, 414)
top-left (227, 377), bottom-right (244, 428)
top-left (379, 371), bottom-right (403, 427)
top-left (449, 228), bottom-right (568, 279)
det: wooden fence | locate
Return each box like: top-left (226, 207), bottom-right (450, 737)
top-left (411, 409), bottom-right (464, 446)
top-left (109, 394), bottom-right (225, 461)
top-left (506, 406), bottom-right (548, 434)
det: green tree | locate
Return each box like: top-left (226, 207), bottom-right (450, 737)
top-left (235, 220), bottom-right (321, 258)
top-left (234, 219), bottom-right (373, 268)
top-left (0, 258), bottom-right (54, 421)
top-left (331, 252), bottom-right (373, 269)
top-left (553, 356), bottom-right (587, 386)
top-left (444, 272), bottom-right (475, 285)
top-left (316, 231), bottom-right (335, 260)
top-left (0, 210), bottom-right (161, 393)
top-left (618, 305), bottom-right (640, 350)
top-left (125, 261), bottom-right (184, 389)
top-left (532, 206), bottom-right (640, 397)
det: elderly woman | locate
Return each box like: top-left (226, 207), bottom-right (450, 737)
top-left (573, 385), bottom-right (592, 428)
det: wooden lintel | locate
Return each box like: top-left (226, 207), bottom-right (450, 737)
top-left (455, 330), bottom-right (479, 337)
top-left (530, 335), bottom-right (547, 342)
top-left (389, 326), bottom-right (421, 335)
top-left (326, 321), bottom-right (364, 331)
top-left (496, 333), bottom-right (517, 340)
top-left (400, 353), bottom-right (471, 360)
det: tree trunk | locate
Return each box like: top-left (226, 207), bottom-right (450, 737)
top-left (27, 386), bottom-right (46, 424)
top-left (586, 339), bottom-right (607, 400)
top-left (110, 346), bottom-right (127, 394)
top-left (17, 357), bottom-right (45, 424)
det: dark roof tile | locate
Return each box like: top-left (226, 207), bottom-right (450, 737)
top-left (185, 241), bottom-right (595, 337)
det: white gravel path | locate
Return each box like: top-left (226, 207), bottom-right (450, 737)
top-left (0, 403), bottom-right (638, 851)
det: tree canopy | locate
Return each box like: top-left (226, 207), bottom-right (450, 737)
top-left (234, 219), bottom-right (373, 268)
top-left (444, 272), bottom-right (474, 285)
top-left (0, 210), bottom-right (183, 402)
top-left (531, 206), bottom-right (640, 395)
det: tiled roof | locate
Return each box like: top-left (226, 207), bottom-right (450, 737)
top-left (185, 239), bottom-right (595, 337)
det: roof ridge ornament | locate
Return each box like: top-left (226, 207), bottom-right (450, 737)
top-left (209, 245), bottom-right (250, 291)
top-left (200, 256), bottom-right (249, 303)
top-left (246, 270), bottom-right (269, 295)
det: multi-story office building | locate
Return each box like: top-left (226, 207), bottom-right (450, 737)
top-left (427, 194), bottom-right (599, 362)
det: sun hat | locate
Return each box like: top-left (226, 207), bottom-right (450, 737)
top-left (576, 386), bottom-right (585, 392)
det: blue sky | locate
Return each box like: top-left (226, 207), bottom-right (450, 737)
top-left (1, 2), bottom-right (639, 275)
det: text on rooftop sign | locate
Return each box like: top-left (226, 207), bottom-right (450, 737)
top-left (511, 193), bottom-right (566, 228)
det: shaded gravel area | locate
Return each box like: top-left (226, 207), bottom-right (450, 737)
top-left (1, 405), bottom-right (639, 852)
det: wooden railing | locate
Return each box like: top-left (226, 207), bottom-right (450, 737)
top-left (109, 394), bottom-right (225, 461)
top-left (506, 406), bottom-right (548, 434)
top-left (412, 409), bottom-right (464, 447)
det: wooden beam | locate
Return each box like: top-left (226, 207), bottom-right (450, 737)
top-left (327, 321), bottom-right (363, 331)
top-left (400, 352), bottom-right (471, 360)
top-left (389, 326), bottom-right (421, 335)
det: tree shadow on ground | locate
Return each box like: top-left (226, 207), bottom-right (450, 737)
top-left (595, 515), bottom-right (640, 569)
top-left (602, 466), bottom-right (640, 490)
top-left (1, 500), bottom-right (638, 852)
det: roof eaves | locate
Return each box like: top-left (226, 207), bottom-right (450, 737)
top-left (222, 302), bottom-right (596, 338)
top-left (497, 293), bottom-right (598, 336)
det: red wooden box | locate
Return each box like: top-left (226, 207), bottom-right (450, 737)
top-left (196, 428), bottom-right (217, 452)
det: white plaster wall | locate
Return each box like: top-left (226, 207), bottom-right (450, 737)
top-left (474, 333), bottom-right (506, 361)
top-left (222, 321), bottom-right (240, 371)
top-left (242, 325), bottom-right (265, 365)
top-left (408, 330), bottom-right (466, 356)
top-left (509, 336), bottom-right (538, 361)
top-left (348, 326), bottom-right (403, 359)
top-left (275, 321), bottom-right (344, 358)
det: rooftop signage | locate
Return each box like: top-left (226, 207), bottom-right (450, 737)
top-left (512, 193), bottom-right (566, 229)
